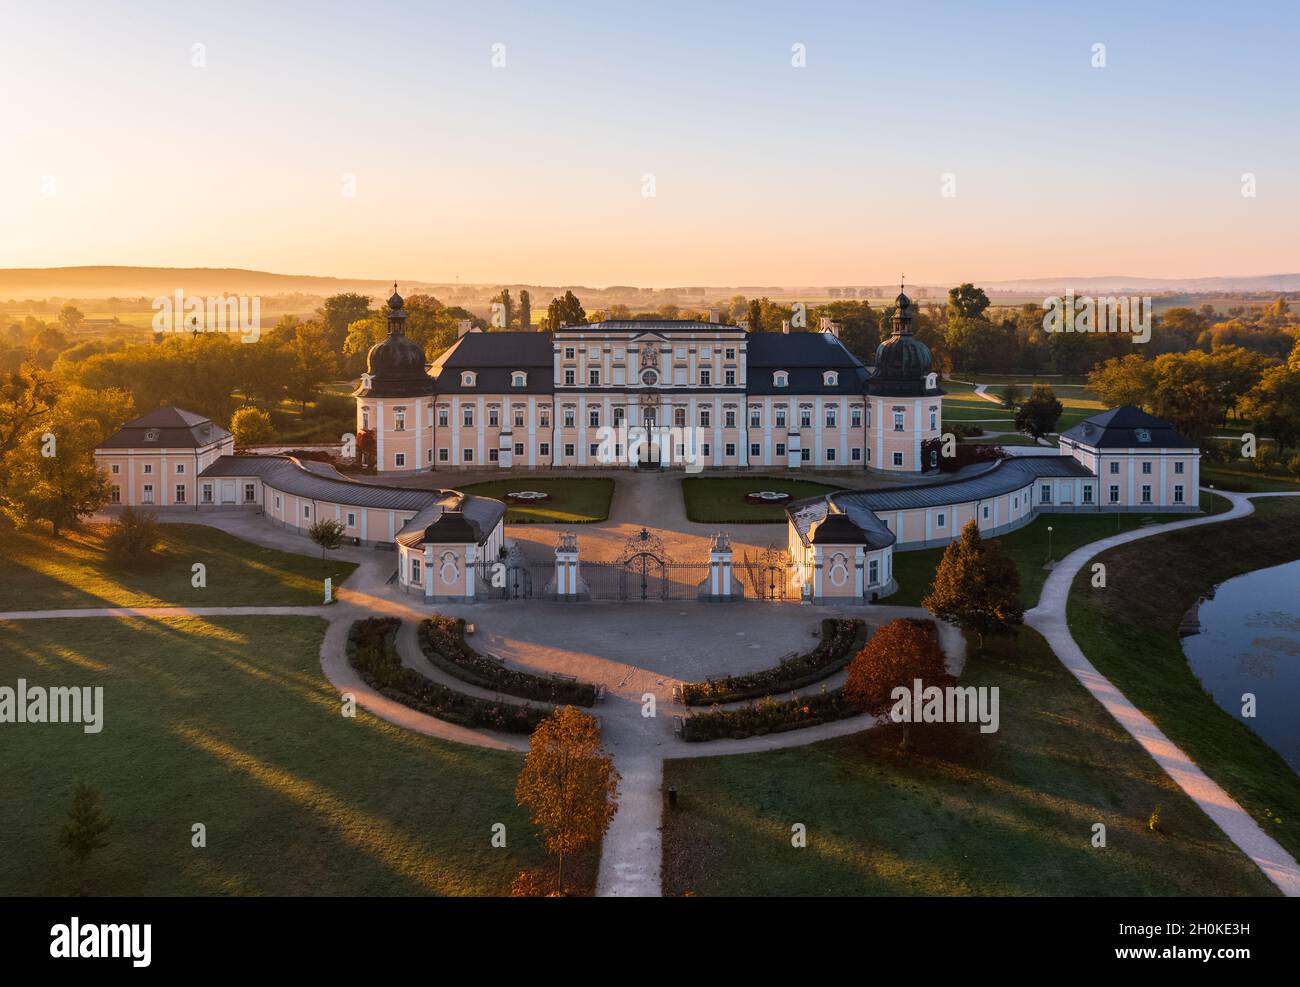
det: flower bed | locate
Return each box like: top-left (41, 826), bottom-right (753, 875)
top-left (418, 615), bottom-right (598, 707)
top-left (681, 688), bottom-right (861, 742)
top-left (347, 617), bottom-right (547, 734)
top-left (505, 491), bottom-right (551, 503)
top-left (744, 490), bottom-right (792, 505)
top-left (680, 618), bottom-right (866, 706)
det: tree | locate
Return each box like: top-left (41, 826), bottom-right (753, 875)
top-left (58, 304), bottom-right (85, 332)
top-left (60, 782), bottom-right (111, 890)
top-left (843, 619), bottom-right (949, 749)
top-left (999, 382), bottom-right (1024, 410)
top-left (540, 291), bottom-right (587, 332)
top-left (0, 363), bottom-right (59, 482)
top-left (518, 289), bottom-right (532, 331)
top-left (230, 406), bottom-right (274, 447)
top-left (284, 322), bottom-right (335, 412)
top-left (308, 518), bottom-right (346, 557)
top-left (515, 705), bottom-right (619, 894)
top-left (1088, 354), bottom-right (1157, 410)
top-left (1013, 384), bottom-right (1063, 439)
top-left (1240, 363), bottom-right (1300, 454)
top-left (317, 293), bottom-right (373, 352)
top-left (946, 283), bottom-right (991, 321)
top-left (922, 520), bottom-right (1024, 648)
top-left (104, 506), bottom-right (161, 566)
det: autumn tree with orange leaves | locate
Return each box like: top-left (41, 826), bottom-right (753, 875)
top-left (515, 705), bottom-right (619, 895)
top-left (844, 619), bottom-right (949, 749)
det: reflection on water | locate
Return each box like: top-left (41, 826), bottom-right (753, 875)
top-left (1182, 558), bottom-right (1300, 774)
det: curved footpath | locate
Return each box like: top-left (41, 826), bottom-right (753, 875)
top-left (1026, 489), bottom-right (1300, 897)
top-left (14, 495), bottom-right (1300, 896)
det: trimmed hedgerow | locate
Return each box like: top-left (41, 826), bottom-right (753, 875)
top-left (682, 688), bottom-right (860, 742)
top-left (680, 618), bottom-right (866, 706)
top-left (418, 615), bottom-right (598, 707)
top-left (347, 617), bottom-right (546, 734)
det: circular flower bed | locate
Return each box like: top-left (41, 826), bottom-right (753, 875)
top-left (744, 490), bottom-right (792, 504)
top-left (505, 490), bottom-right (551, 503)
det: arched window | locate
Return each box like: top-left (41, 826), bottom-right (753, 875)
top-left (773, 371), bottom-right (789, 387)
top-left (461, 371), bottom-right (476, 387)
top-left (823, 371), bottom-right (838, 386)
top-left (511, 371), bottom-right (527, 387)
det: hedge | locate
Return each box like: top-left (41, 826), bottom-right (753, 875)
top-left (682, 687), bottom-right (861, 742)
top-left (418, 615), bottom-right (598, 706)
top-left (680, 618), bottom-right (866, 706)
top-left (347, 617), bottom-right (547, 734)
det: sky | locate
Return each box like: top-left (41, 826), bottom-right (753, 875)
top-left (1, 0), bottom-right (1297, 287)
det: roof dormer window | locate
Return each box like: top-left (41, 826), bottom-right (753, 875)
top-left (823, 371), bottom-right (838, 386)
top-left (461, 371), bottom-right (477, 387)
top-left (1135, 428), bottom-right (1151, 443)
top-left (924, 372), bottom-right (938, 390)
top-left (773, 371), bottom-right (789, 388)
top-left (144, 429), bottom-right (159, 442)
top-left (511, 371), bottom-right (527, 387)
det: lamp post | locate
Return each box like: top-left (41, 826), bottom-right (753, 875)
top-left (1047, 525), bottom-right (1054, 565)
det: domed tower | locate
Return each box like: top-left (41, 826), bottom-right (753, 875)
top-left (866, 288), bottom-right (944, 473)
top-left (353, 285), bottom-right (437, 473)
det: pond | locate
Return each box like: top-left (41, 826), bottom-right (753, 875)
top-left (1181, 558), bottom-right (1300, 774)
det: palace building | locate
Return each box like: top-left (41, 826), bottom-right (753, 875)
top-left (353, 287), bottom-right (944, 474)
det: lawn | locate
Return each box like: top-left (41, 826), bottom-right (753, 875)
top-left (888, 491), bottom-right (1229, 608)
top-left (1068, 496), bottom-right (1300, 863)
top-left (0, 615), bottom-right (564, 896)
top-left (661, 628), bottom-right (1276, 896)
top-left (0, 523), bottom-right (356, 611)
top-left (681, 476), bottom-right (848, 523)
top-left (458, 477), bottom-right (614, 523)
top-left (1202, 465), bottom-right (1300, 493)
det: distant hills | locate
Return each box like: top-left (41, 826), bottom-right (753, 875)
top-left (1, 265), bottom-right (1297, 301)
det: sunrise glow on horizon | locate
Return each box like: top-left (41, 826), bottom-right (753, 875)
top-left (2, 0), bottom-right (1297, 286)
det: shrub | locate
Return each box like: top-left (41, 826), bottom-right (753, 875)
top-left (680, 618), bottom-right (866, 706)
top-left (682, 688), bottom-right (860, 742)
top-left (418, 616), bottom-right (598, 706)
top-left (104, 506), bottom-right (161, 566)
top-left (346, 617), bottom-right (547, 734)
top-left (230, 405), bottom-right (274, 447)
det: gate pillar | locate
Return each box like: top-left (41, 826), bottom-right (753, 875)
top-left (554, 531), bottom-right (580, 600)
top-left (706, 531), bottom-right (737, 602)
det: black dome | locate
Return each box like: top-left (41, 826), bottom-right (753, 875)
top-left (873, 331), bottom-right (932, 381)
top-left (358, 289), bottom-right (435, 397)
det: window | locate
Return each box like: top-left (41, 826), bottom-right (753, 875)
top-left (725, 443), bottom-right (735, 457)
top-left (1083, 485), bottom-right (1094, 504)
top-left (303, 505), bottom-right (312, 519)
top-left (539, 408), bottom-right (551, 427)
top-left (142, 484), bottom-right (154, 504)
top-left (394, 453), bottom-right (406, 468)
top-left (438, 407), bottom-right (449, 427)
top-left (243, 483), bottom-right (255, 503)
top-left (461, 371), bottom-right (476, 387)
top-left (893, 412), bottom-right (905, 432)
top-left (936, 513), bottom-right (946, 529)
top-left (700, 408), bottom-right (711, 427)
top-left (514, 409), bottom-right (524, 428)
top-left (1141, 461), bottom-right (1152, 475)
top-left (201, 483), bottom-right (213, 503)
top-left (589, 443), bottom-right (599, 457)
top-left (563, 407), bottom-right (575, 427)
top-left (563, 443), bottom-right (575, 458)
top-left (512, 371), bottom-right (527, 387)
top-left (463, 407), bottom-right (474, 427)
top-left (1174, 461), bottom-right (1185, 474)
top-left (775, 408), bottom-right (787, 428)
top-left (564, 347), bottom-right (575, 360)
top-left (427, 448), bottom-right (433, 462)
top-left (801, 448), bottom-right (811, 462)
top-left (773, 371), bottom-right (788, 387)
top-left (701, 443), bottom-right (711, 457)
top-left (589, 368), bottom-right (600, 386)
top-left (589, 408), bottom-right (600, 428)
top-left (892, 452), bottom-right (904, 467)
top-left (982, 505), bottom-right (990, 519)
top-left (750, 408), bottom-right (761, 427)
top-left (110, 463), bottom-right (120, 474)
top-left (488, 407), bottom-right (499, 427)
top-left (868, 559), bottom-right (879, 584)
top-left (439, 448), bottom-right (449, 463)
top-left (347, 512), bottom-right (356, 527)
top-left (175, 463), bottom-right (185, 474)
top-left (823, 371), bottom-right (838, 386)
top-left (540, 442), bottom-right (550, 456)
top-left (411, 557), bottom-right (421, 584)
top-left (929, 409), bottom-right (937, 431)
top-left (463, 449), bottom-right (474, 463)
top-left (750, 443), bottom-right (761, 457)
top-left (111, 485), bottom-right (121, 503)
top-left (394, 410), bottom-right (406, 431)
top-left (851, 407), bottom-right (862, 428)
top-left (564, 369), bottom-right (576, 386)
top-left (362, 407), bottom-right (371, 430)
top-left (1174, 484), bottom-right (1185, 504)
top-left (825, 448), bottom-right (836, 462)
top-left (724, 409), bottom-right (736, 428)
top-left (1109, 484), bottom-right (1120, 504)
top-left (825, 408), bottom-right (837, 428)
top-left (800, 408), bottom-right (811, 428)
top-left (776, 442), bottom-right (786, 456)
top-left (700, 369), bottom-right (711, 386)
top-left (851, 447), bottom-right (861, 462)
top-left (673, 408), bottom-right (685, 428)
top-left (274, 495), bottom-right (281, 510)
top-left (724, 369), bottom-right (736, 386)
top-left (1040, 484), bottom-right (1052, 504)
top-left (514, 443), bottom-right (524, 455)
top-left (1141, 484), bottom-right (1153, 504)
top-left (1109, 461), bottom-right (1119, 474)
top-left (143, 464), bottom-right (153, 475)
top-left (489, 448), bottom-right (499, 462)
top-left (725, 347), bottom-right (735, 360)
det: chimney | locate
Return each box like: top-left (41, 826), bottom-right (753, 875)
top-left (458, 320), bottom-right (473, 338)
top-left (820, 317), bottom-right (841, 338)
top-left (736, 319), bottom-right (749, 332)
top-left (781, 320), bottom-right (791, 334)
top-left (708, 308), bottom-right (720, 324)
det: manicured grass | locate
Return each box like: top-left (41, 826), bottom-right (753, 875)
top-left (458, 477), bottom-right (614, 523)
top-left (888, 491), bottom-right (1229, 608)
top-left (681, 476), bottom-right (847, 523)
top-left (0, 615), bottom-right (562, 895)
top-left (1202, 465), bottom-right (1300, 493)
top-left (1068, 496), bottom-right (1300, 863)
top-left (662, 628), bottom-right (1276, 896)
top-left (962, 433), bottom-right (1044, 446)
top-left (0, 523), bottom-right (356, 611)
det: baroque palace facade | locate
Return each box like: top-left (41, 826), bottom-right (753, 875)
top-left (354, 288), bottom-right (944, 474)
